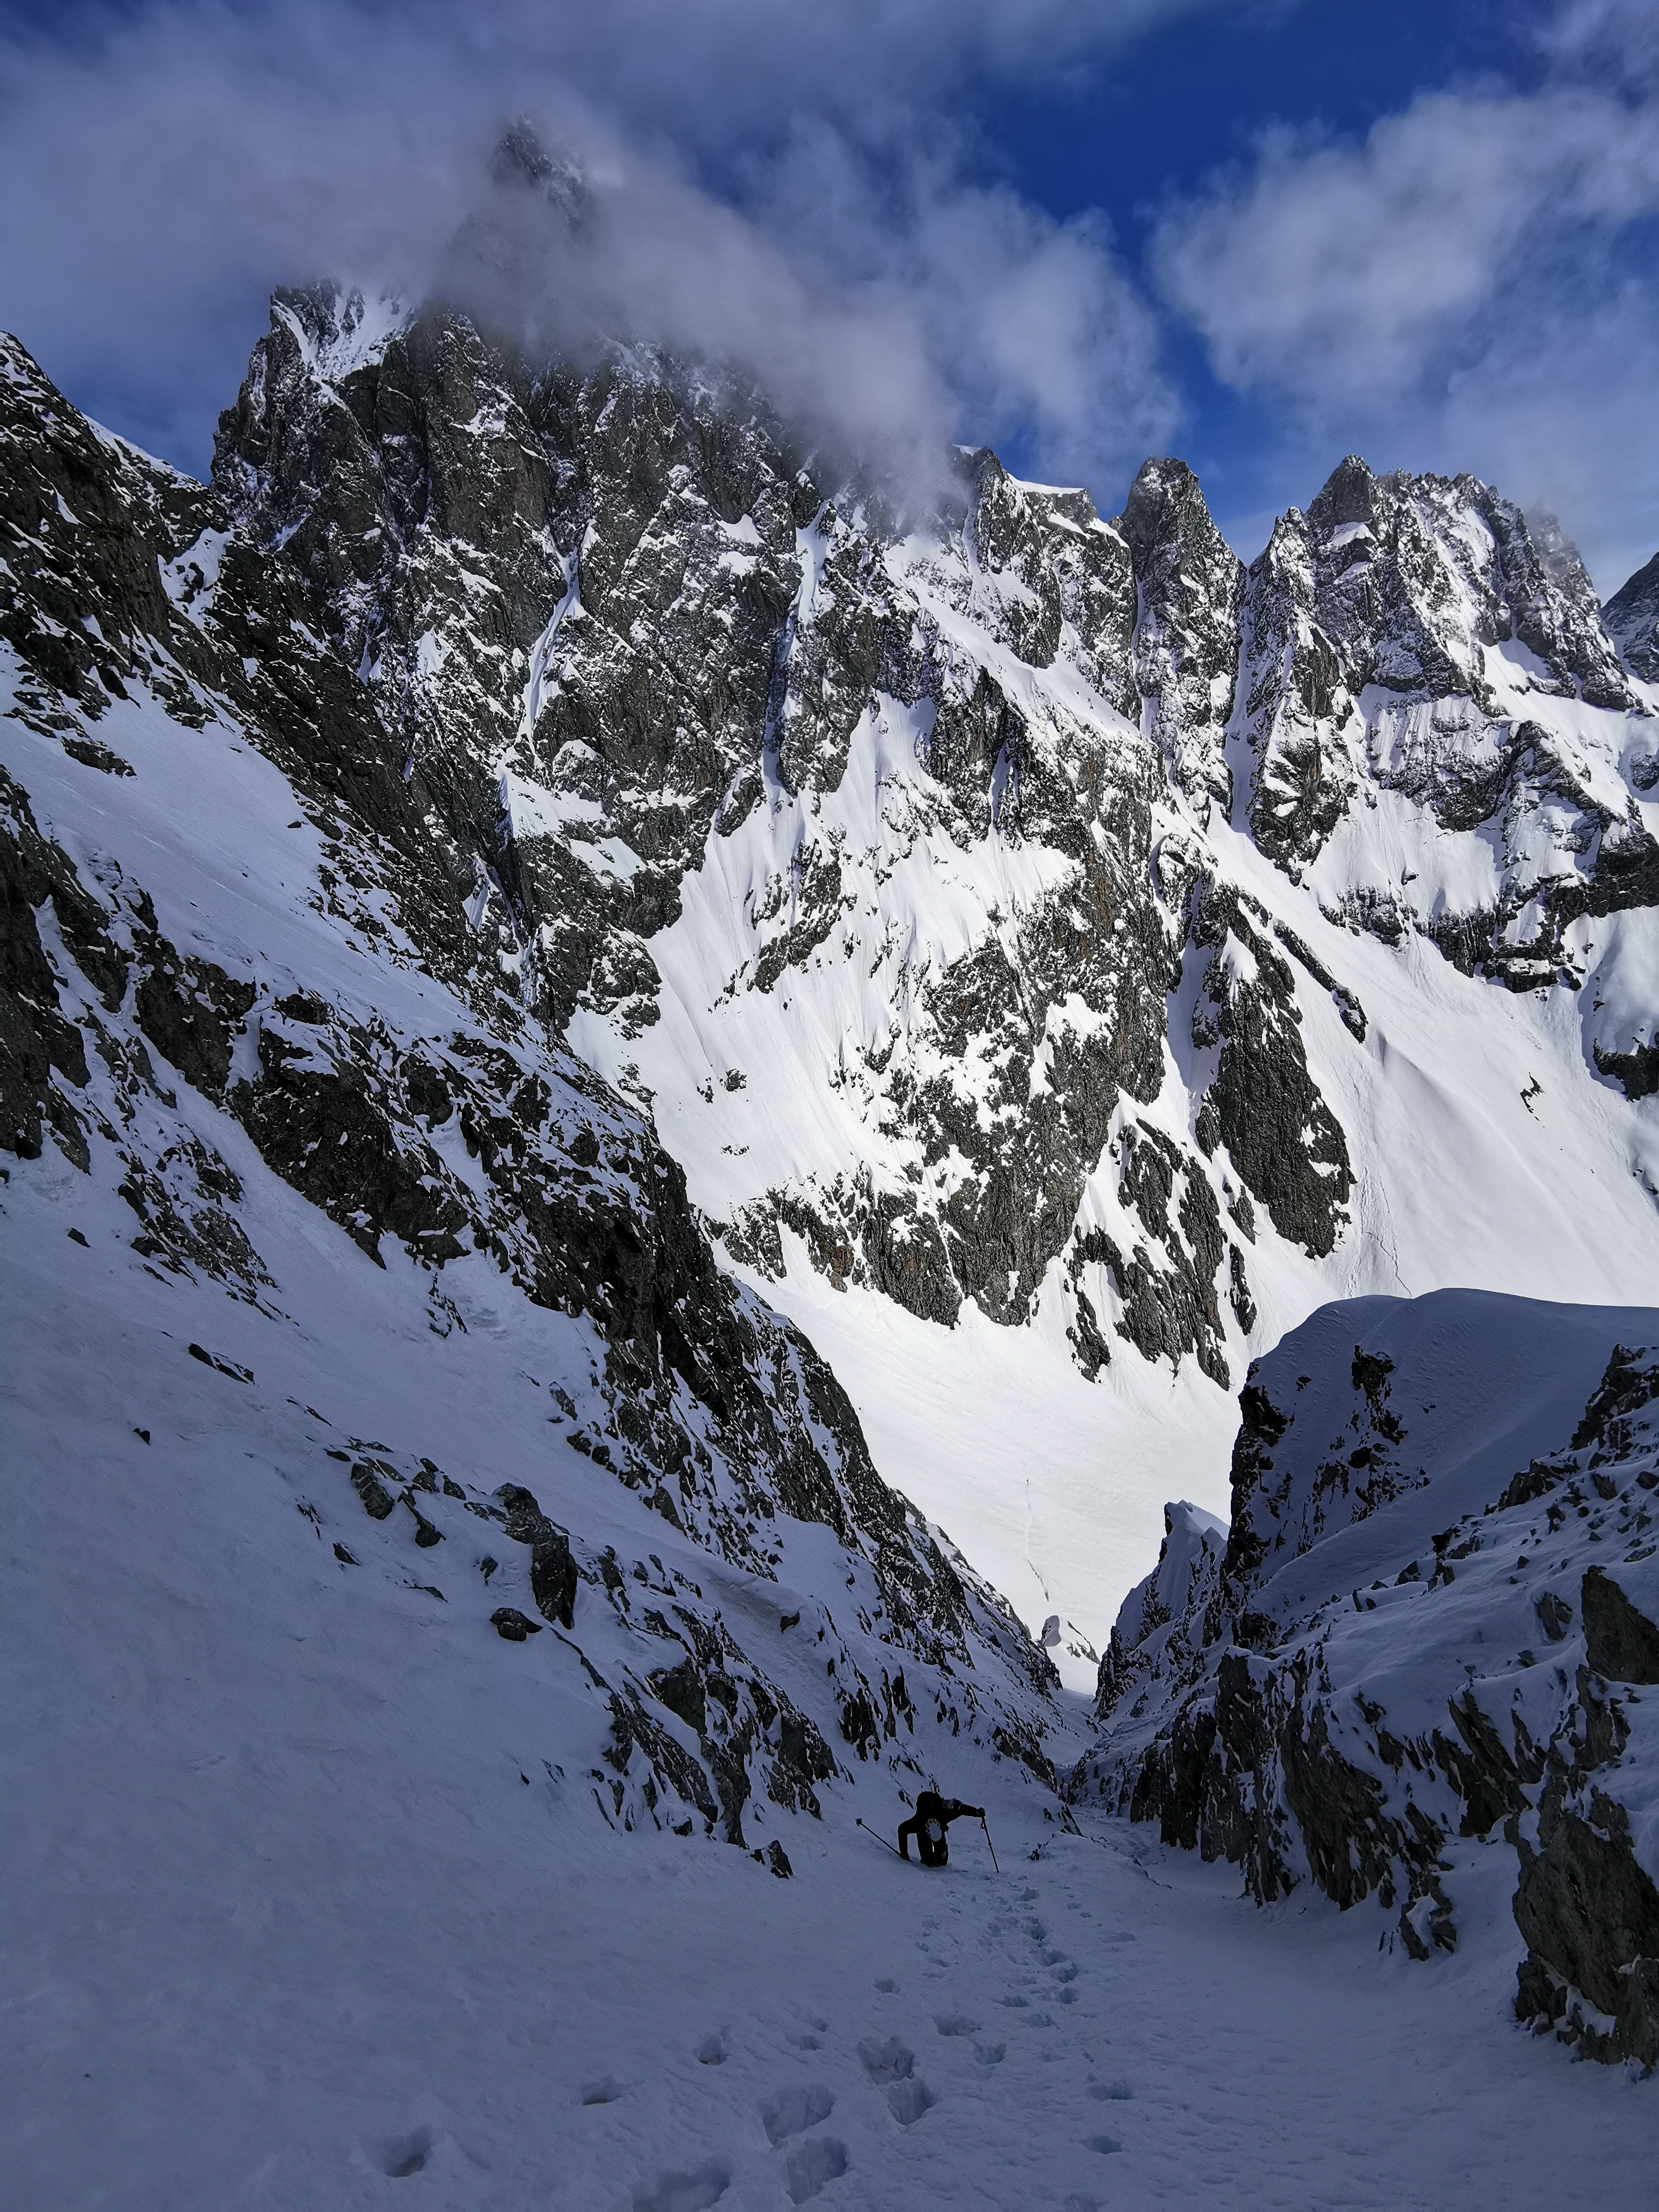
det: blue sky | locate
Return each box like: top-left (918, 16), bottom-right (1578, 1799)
top-left (1, 0), bottom-right (1655, 589)
top-left (986, 0), bottom-right (1528, 544)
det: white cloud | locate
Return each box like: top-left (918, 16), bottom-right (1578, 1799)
top-left (1151, 0), bottom-right (1659, 588)
top-left (749, 123), bottom-right (1177, 495)
top-left (0, 0), bottom-right (1202, 495)
top-left (1154, 89), bottom-right (1659, 403)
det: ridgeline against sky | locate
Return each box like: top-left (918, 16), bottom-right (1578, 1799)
top-left (1, 0), bottom-right (1657, 587)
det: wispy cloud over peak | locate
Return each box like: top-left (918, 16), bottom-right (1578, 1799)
top-left (0, 0), bottom-right (1191, 503)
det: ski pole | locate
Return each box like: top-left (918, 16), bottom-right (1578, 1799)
top-left (856, 1818), bottom-right (904, 1859)
top-left (981, 1816), bottom-right (999, 1873)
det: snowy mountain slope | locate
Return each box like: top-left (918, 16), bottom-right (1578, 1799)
top-left (12, 1239), bottom-right (1657, 2204)
top-left (1076, 1288), bottom-right (1659, 2068)
top-left (0, 331), bottom-right (1073, 1895)
top-left (12, 197), bottom-right (1659, 1674)
top-left (11, 255), bottom-right (1659, 2212)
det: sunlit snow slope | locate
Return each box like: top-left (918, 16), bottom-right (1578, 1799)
top-left (11, 271), bottom-right (1659, 1691)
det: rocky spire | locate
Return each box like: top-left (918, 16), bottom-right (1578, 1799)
top-left (1604, 547), bottom-right (1659, 682)
top-left (1121, 457), bottom-right (1244, 823)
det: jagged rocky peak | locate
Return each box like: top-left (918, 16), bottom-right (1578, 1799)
top-left (199, 281), bottom-right (1257, 1376)
top-left (214, 282), bottom-right (558, 680)
top-left (1121, 456), bottom-right (1243, 821)
top-left (1235, 449), bottom-right (1658, 1012)
top-left (1604, 547), bottom-right (1659, 685)
top-left (961, 448), bottom-right (1138, 709)
top-left (488, 114), bottom-right (592, 223)
top-left (1298, 454), bottom-right (1631, 710)
top-left (1243, 454), bottom-right (1641, 873)
top-left (1073, 1289), bottom-right (1659, 2068)
top-left (36, 249), bottom-right (1651, 1410)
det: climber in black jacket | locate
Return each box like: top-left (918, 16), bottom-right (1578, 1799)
top-left (897, 1790), bottom-right (985, 1867)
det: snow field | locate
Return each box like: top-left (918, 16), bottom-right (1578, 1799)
top-left (748, 1234), bottom-right (1238, 1695)
top-left (5, 1202), bottom-right (1655, 2210)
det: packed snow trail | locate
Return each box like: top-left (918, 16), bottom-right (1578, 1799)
top-left (3, 1242), bottom-right (1652, 2210)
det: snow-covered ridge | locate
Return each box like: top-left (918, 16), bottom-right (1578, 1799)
top-left (1077, 1288), bottom-right (1659, 2068)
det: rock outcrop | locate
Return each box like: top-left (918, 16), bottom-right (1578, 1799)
top-left (1073, 1292), bottom-right (1659, 2068)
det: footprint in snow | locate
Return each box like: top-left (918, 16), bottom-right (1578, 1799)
top-left (696, 2034), bottom-right (727, 2066)
top-left (1089, 2079), bottom-right (1133, 2102)
top-left (1086, 2134), bottom-right (1123, 2156)
top-left (873, 1977), bottom-right (898, 1993)
top-left (933, 2012), bottom-right (979, 2037)
top-left (381, 2128), bottom-right (432, 2178)
top-left (760, 2084), bottom-right (834, 2144)
top-left (632, 2162), bottom-right (730, 2212)
top-left (885, 2079), bottom-right (934, 2126)
top-left (856, 2036), bottom-right (933, 2127)
top-left (856, 2036), bottom-right (913, 2084)
top-left (581, 2076), bottom-right (625, 2105)
top-left (784, 2136), bottom-right (849, 2205)
top-left (973, 2042), bottom-right (1006, 2066)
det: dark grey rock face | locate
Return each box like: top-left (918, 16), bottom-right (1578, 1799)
top-left (1122, 459), bottom-right (1242, 822)
top-left (1514, 1753), bottom-right (1659, 2069)
top-left (1581, 1566), bottom-right (1659, 1684)
top-left (0, 769), bottom-right (93, 1167)
top-left (1189, 884), bottom-right (1353, 1260)
top-left (212, 289), bottom-right (813, 1033)
top-left (496, 1483), bottom-right (580, 1629)
top-left (1604, 548), bottom-right (1659, 683)
top-left (1238, 455), bottom-right (1651, 992)
top-left (966, 452), bottom-right (1138, 706)
top-left (1592, 1035), bottom-right (1659, 1102)
top-left (1074, 1123), bottom-right (1231, 1386)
